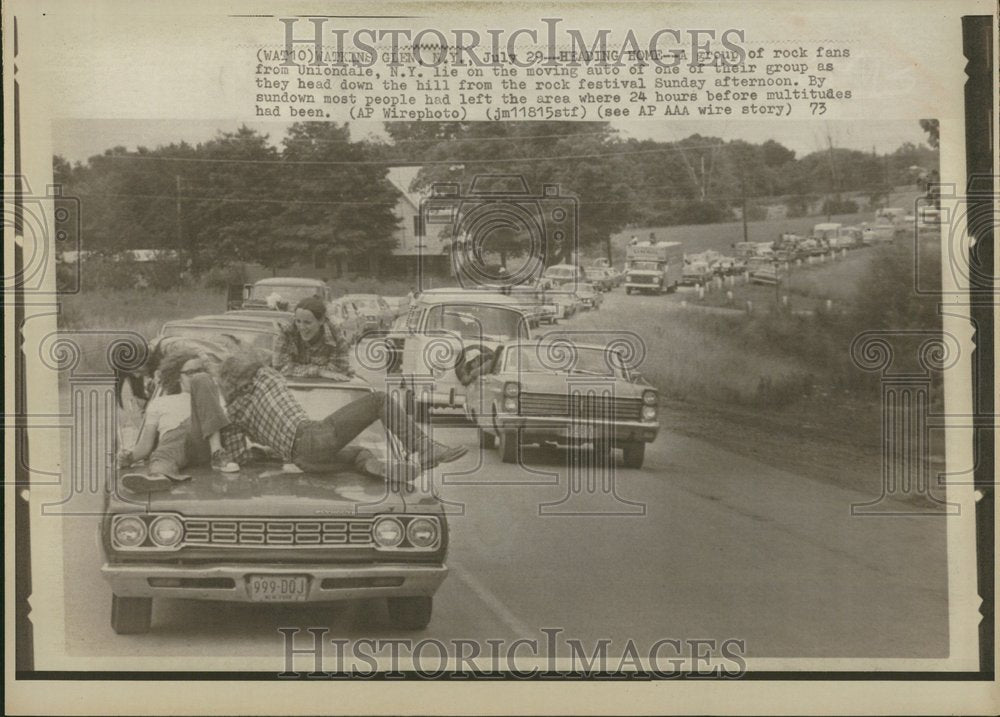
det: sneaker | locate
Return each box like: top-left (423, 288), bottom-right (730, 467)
top-left (418, 442), bottom-right (469, 469)
top-left (121, 473), bottom-right (173, 493)
top-left (211, 450), bottom-right (240, 473)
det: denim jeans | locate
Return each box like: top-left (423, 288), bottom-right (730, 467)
top-left (291, 390), bottom-right (428, 471)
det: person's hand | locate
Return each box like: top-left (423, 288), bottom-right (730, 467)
top-left (319, 369), bottom-right (351, 381)
top-left (116, 448), bottom-right (134, 468)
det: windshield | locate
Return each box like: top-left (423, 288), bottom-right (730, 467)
top-left (628, 261), bottom-right (660, 271)
top-left (425, 304), bottom-right (529, 341)
top-left (250, 284), bottom-right (323, 305)
top-left (292, 386), bottom-right (392, 456)
top-left (160, 325), bottom-right (277, 351)
top-left (544, 267), bottom-right (574, 279)
top-left (504, 344), bottom-right (625, 378)
top-left (356, 299), bottom-right (381, 312)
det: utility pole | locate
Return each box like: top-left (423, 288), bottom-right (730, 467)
top-left (825, 130), bottom-right (838, 222)
top-left (740, 171), bottom-right (749, 244)
top-left (175, 175), bottom-right (183, 268)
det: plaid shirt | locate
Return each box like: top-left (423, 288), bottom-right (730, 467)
top-left (223, 367), bottom-right (308, 462)
top-left (273, 320), bottom-right (352, 378)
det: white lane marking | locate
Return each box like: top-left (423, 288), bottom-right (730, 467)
top-left (449, 560), bottom-right (534, 637)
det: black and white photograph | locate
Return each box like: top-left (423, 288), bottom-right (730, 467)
top-left (4, 1), bottom-right (994, 715)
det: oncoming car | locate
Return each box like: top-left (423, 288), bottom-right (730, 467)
top-left (465, 341), bottom-right (660, 468)
top-left (102, 376), bottom-right (448, 634)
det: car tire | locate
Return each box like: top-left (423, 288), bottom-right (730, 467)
top-left (111, 594), bottom-right (152, 635)
top-left (625, 288), bottom-right (632, 295)
top-left (622, 441), bottom-right (645, 469)
top-left (387, 596), bottom-right (433, 630)
top-left (497, 430), bottom-right (518, 464)
top-left (479, 429), bottom-right (496, 449)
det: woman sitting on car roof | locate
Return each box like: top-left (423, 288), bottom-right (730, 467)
top-left (272, 296), bottom-right (354, 379)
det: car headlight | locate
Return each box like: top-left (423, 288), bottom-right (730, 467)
top-left (642, 390), bottom-right (658, 406)
top-left (503, 397), bottom-right (518, 412)
top-left (113, 515), bottom-right (147, 548)
top-left (149, 515), bottom-right (183, 548)
top-left (406, 517), bottom-right (439, 548)
top-left (503, 382), bottom-right (519, 397)
top-left (372, 517), bottom-right (404, 548)
top-left (642, 405), bottom-right (658, 420)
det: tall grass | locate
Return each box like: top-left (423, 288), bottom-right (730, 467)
top-left (59, 287), bottom-right (221, 338)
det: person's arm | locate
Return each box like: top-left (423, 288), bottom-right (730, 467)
top-left (121, 411), bottom-right (160, 465)
top-left (273, 327), bottom-right (322, 377)
top-left (324, 321), bottom-right (355, 376)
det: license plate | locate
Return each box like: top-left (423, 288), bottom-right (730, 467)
top-left (566, 423), bottom-right (594, 439)
top-left (247, 575), bottom-right (309, 602)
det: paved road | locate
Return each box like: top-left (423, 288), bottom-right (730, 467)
top-left (55, 290), bottom-right (949, 663)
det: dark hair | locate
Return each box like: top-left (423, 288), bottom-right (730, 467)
top-left (295, 296), bottom-right (327, 321)
top-left (158, 349), bottom-right (200, 395)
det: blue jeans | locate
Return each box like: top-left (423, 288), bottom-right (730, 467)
top-left (291, 391), bottom-right (427, 471)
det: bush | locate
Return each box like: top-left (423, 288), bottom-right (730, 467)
top-left (821, 197), bottom-right (859, 215)
top-left (202, 263), bottom-right (249, 291)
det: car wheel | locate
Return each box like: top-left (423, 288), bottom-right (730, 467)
top-left (497, 429), bottom-right (518, 464)
top-left (625, 287), bottom-right (632, 295)
top-left (622, 441), bottom-right (645, 469)
top-left (387, 596), bottom-right (433, 630)
top-left (111, 594), bottom-right (152, 635)
top-left (479, 428), bottom-right (496, 449)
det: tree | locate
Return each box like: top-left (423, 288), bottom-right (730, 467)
top-left (919, 119), bottom-right (940, 149)
top-left (389, 122), bottom-right (632, 265)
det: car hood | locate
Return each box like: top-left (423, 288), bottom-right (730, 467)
top-left (506, 372), bottom-right (640, 395)
top-left (116, 464), bottom-right (420, 517)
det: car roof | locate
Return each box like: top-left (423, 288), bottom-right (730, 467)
top-left (253, 277), bottom-right (326, 287)
top-left (415, 290), bottom-right (534, 308)
top-left (503, 340), bottom-right (622, 354)
top-left (225, 309), bottom-right (295, 319)
top-left (342, 293), bottom-right (381, 300)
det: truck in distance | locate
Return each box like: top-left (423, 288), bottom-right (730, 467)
top-left (624, 241), bottom-right (683, 295)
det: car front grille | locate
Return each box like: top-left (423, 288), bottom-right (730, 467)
top-left (518, 392), bottom-right (642, 420)
top-left (629, 275), bottom-right (656, 284)
top-left (183, 518), bottom-right (373, 548)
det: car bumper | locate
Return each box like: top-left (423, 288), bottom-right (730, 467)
top-left (492, 415), bottom-right (659, 443)
top-left (625, 282), bottom-right (660, 290)
top-left (102, 562), bottom-right (448, 602)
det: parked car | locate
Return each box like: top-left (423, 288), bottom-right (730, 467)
top-left (386, 290), bottom-right (533, 422)
top-left (344, 294), bottom-right (394, 334)
top-left (102, 375), bottom-right (448, 634)
top-left (542, 263), bottom-right (586, 286)
top-left (584, 267), bottom-right (614, 292)
top-left (236, 277), bottom-right (331, 312)
top-left (465, 341), bottom-right (660, 468)
top-left (383, 296), bottom-right (412, 320)
top-left (536, 278), bottom-right (577, 322)
top-left (573, 282), bottom-right (604, 310)
top-left (157, 315), bottom-right (285, 358)
top-left (680, 262), bottom-right (712, 287)
top-left (328, 298), bottom-right (365, 344)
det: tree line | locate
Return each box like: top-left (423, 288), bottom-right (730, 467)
top-left (54, 121), bottom-right (938, 273)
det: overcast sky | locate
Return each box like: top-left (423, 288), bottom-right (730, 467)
top-left (52, 118), bottom-right (931, 165)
